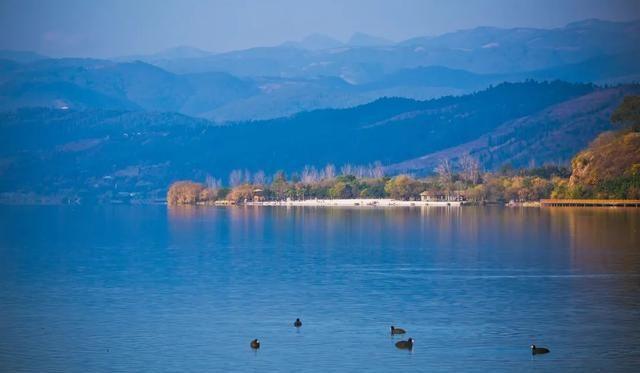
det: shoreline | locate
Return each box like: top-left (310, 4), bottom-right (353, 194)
top-left (244, 198), bottom-right (464, 207)
top-left (3, 198), bottom-right (639, 208)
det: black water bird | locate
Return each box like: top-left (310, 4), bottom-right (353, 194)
top-left (530, 345), bottom-right (550, 355)
top-left (395, 338), bottom-right (414, 349)
top-left (391, 326), bottom-right (406, 335)
top-left (294, 318), bottom-right (302, 327)
top-left (250, 339), bottom-right (260, 349)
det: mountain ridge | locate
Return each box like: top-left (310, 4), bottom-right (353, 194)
top-left (2, 47), bottom-right (639, 122)
top-left (386, 85), bottom-right (640, 175)
top-left (1, 81), bottom-right (615, 203)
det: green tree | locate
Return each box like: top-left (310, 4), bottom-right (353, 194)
top-left (271, 171), bottom-right (289, 200)
top-left (384, 175), bottom-right (420, 200)
top-left (329, 181), bottom-right (354, 199)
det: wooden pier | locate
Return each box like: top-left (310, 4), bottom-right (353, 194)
top-left (540, 199), bottom-right (640, 207)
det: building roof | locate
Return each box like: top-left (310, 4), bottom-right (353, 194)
top-left (420, 190), bottom-right (445, 196)
top-left (420, 190), bottom-right (466, 196)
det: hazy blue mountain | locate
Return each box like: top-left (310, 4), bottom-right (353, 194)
top-left (363, 49), bottom-right (640, 89)
top-left (152, 45), bottom-right (315, 76)
top-left (0, 58), bottom-right (360, 119)
top-left (1, 81), bottom-right (607, 202)
top-left (397, 19), bottom-right (640, 73)
top-left (3, 45), bottom-right (639, 122)
top-left (0, 50), bottom-right (48, 63)
top-left (347, 32), bottom-right (393, 47)
top-left (524, 50), bottom-right (640, 84)
top-left (401, 19), bottom-right (639, 54)
top-left (0, 81), bottom-right (139, 111)
top-left (0, 59), bottom-right (184, 111)
top-left (363, 65), bottom-right (500, 90)
top-left (2, 20), bottom-right (639, 121)
top-left (148, 19), bottom-right (640, 78)
top-left (0, 57), bottom-right (482, 120)
top-left (206, 75), bottom-right (359, 121)
top-left (0, 58), bottom-right (256, 115)
top-left (180, 72), bottom-right (260, 116)
top-left (281, 34), bottom-right (344, 50)
top-left (149, 46), bottom-right (213, 59)
top-left (115, 45), bottom-right (213, 63)
top-left (0, 18), bottom-right (628, 123)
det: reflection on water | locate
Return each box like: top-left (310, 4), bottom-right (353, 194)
top-left (1, 205), bottom-right (639, 372)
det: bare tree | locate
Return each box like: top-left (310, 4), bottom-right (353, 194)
top-left (340, 164), bottom-right (355, 176)
top-left (301, 165), bottom-right (319, 184)
top-left (458, 154), bottom-right (481, 185)
top-left (213, 178), bottom-right (222, 190)
top-left (229, 169), bottom-right (243, 187)
top-left (253, 170), bottom-right (266, 186)
top-left (435, 158), bottom-right (453, 187)
top-left (205, 175), bottom-right (222, 195)
top-left (372, 161), bottom-right (385, 178)
top-left (324, 164), bottom-right (336, 180)
top-left (205, 174), bottom-right (216, 189)
top-left (472, 161), bottom-right (482, 184)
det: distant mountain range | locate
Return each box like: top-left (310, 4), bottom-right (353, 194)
top-left (140, 19), bottom-right (640, 80)
top-left (0, 49), bottom-right (638, 121)
top-left (2, 81), bottom-right (637, 203)
top-left (281, 32), bottom-right (392, 50)
top-left (1, 19), bottom-right (639, 203)
top-left (0, 50), bottom-right (48, 63)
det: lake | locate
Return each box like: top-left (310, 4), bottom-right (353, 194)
top-left (1, 205), bottom-right (639, 372)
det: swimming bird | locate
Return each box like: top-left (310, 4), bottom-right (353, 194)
top-left (395, 338), bottom-right (414, 349)
top-left (530, 345), bottom-right (550, 355)
top-left (390, 326), bottom-right (406, 335)
top-left (294, 318), bottom-right (302, 327)
top-left (250, 339), bottom-right (260, 349)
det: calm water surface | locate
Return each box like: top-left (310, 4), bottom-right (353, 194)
top-left (1, 205), bottom-right (639, 372)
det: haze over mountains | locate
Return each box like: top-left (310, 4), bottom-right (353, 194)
top-left (1, 19), bottom-right (639, 121)
top-left (1, 19), bottom-right (639, 203)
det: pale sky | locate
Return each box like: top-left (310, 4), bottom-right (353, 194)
top-left (0, 0), bottom-right (638, 57)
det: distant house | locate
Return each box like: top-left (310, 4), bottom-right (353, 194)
top-left (253, 188), bottom-right (265, 202)
top-left (420, 190), bottom-right (465, 202)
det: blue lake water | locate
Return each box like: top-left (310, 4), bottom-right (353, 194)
top-left (1, 205), bottom-right (639, 372)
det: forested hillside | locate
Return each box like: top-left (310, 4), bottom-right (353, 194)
top-left (2, 81), bottom-right (629, 203)
top-left (388, 85), bottom-right (640, 174)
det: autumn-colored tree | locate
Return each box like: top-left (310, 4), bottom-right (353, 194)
top-left (465, 184), bottom-right (488, 202)
top-left (198, 188), bottom-right (218, 202)
top-left (612, 95), bottom-right (640, 132)
top-left (227, 184), bottom-right (255, 203)
top-left (167, 181), bottom-right (204, 205)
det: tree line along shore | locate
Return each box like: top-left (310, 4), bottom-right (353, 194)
top-left (167, 96), bottom-right (640, 206)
